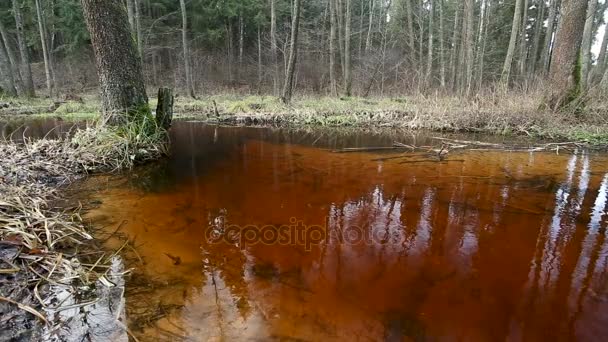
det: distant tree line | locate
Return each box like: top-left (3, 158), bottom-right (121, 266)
top-left (0, 0), bottom-right (606, 107)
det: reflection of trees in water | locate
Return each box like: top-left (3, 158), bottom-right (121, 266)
top-left (516, 153), bottom-right (608, 340)
top-left (107, 127), bottom-right (608, 340)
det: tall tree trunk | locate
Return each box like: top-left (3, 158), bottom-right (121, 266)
top-left (528, 0), bottom-right (545, 76)
top-left (0, 18), bottom-right (24, 95)
top-left (238, 13), bottom-right (244, 81)
top-left (344, 0), bottom-right (352, 96)
top-left (0, 40), bottom-right (17, 96)
top-left (358, 0), bottom-right (364, 58)
top-left (449, 1), bottom-right (462, 91)
top-left (81, 0), bottom-right (149, 123)
top-left (270, 0), bottom-right (279, 95)
top-left (540, 0), bottom-right (558, 73)
top-left (501, 0), bottom-right (523, 84)
top-left (580, 0), bottom-right (598, 89)
top-left (12, 0), bottom-right (35, 97)
top-left (426, 0), bottom-right (434, 87)
top-left (258, 25), bottom-right (263, 86)
top-left (438, 0), bottom-right (446, 88)
top-left (35, 0), bottom-right (53, 97)
top-left (475, 0), bottom-right (490, 91)
top-left (135, 0), bottom-right (143, 59)
top-left (365, 0), bottom-right (375, 52)
top-left (517, 0), bottom-right (529, 78)
top-left (180, 0), bottom-right (194, 98)
top-left (593, 4), bottom-right (608, 83)
top-left (546, 0), bottom-right (589, 110)
top-left (281, 0), bottom-right (302, 104)
top-left (405, 0), bottom-right (416, 67)
top-left (463, 0), bottom-right (474, 94)
top-left (126, 0), bottom-right (135, 33)
top-left (329, 0), bottom-right (338, 96)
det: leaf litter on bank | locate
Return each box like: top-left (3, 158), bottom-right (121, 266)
top-left (0, 118), bottom-right (168, 340)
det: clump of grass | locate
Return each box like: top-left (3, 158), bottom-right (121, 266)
top-left (0, 116), bottom-right (168, 332)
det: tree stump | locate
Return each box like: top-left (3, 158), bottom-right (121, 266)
top-left (155, 87), bottom-right (174, 130)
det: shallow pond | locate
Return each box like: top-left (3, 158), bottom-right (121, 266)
top-left (74, 122), bottom-right (608, 341)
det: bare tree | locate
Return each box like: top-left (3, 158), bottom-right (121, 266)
top-left (281, 0), bottom-right (302, 104)
top-left (0, 18), bottom-right (24, 95)
top-left (593, 4), bottom-right (608, 83)
top-left (501, 0), bottom-right (524, 84)
top-left (540, 0), bottom-right (559, 73)
top-left (135, 0), bottom-right (144, 59)
top-left (270, 0), bottom-right (279, 95)
top-left (180, 0), bottom-right (195, 98)
top-left (438, 0), bottom-right (446, 87)
top-left (344, 0), bottom-right (352, 96)
top-left (35, 0), bottom-right (53, 97)
top-left (0, 39), bottom-right (17, 96)
top-left (329, 0), bottom-right (338, 96)
top-left (81, 0), bottom-right (149, 123)
top-left (365, 0), bottom-right (375, 52)
top-left (449, 1), bottom-right (462, 90)
top-left (528, 0), bottom-right (545, 76)
top-left (12, 0), bottom-right (35, 97)
top-left (546, 0), bottom-right (589, 109)
top-left (581, 0), bottom-right (598, 89)
top-left (426, 0), bottom-right (434, 87)
top-left (517, 0), bottom-right (529, 77)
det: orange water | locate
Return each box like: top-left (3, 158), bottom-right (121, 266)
top-left (81, 123), bottom-right (608, 341)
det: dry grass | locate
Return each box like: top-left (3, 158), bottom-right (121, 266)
top-left (0, 116), bottom-right (168, 335)
top-left (172, 89), bottom-right (608, 144)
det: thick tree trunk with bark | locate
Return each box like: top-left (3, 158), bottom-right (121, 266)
top-left (501, 0), bottom-right (523, 84)
top-left (546, 0), bottom-right (589, 110)
top-left (281, 0), bottom-right (302, 104)
top-left (180, 0), bottom-right (195, 98)
top-left (12, 0), bottom-right (35, 97)
top-left (81, 0), bottom-right (149, 123)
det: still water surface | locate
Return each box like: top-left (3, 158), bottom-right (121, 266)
top-left (78, 122), bottom-right (608, 341)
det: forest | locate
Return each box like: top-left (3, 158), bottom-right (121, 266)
top-left (0, 0), bottom-right (606, 110)
top-left (3, 1), bottom-right (608, 340)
